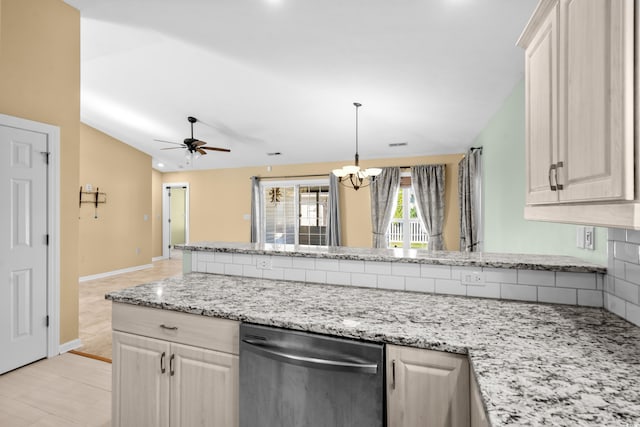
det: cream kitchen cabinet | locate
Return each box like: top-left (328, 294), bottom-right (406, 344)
top-left (111, 303), bottom-right (239, 427)
top-left (470, 368), bottom-right (489, 427)
top-left (386, 345), bottom-right (470, 427)
top-left (518, 0), bottom-right (640, 228)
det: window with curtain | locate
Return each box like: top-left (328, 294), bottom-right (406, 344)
top-left (261, 181), bottom-right (329, 245)
top-left (386, 176), bottom-right (429, 249)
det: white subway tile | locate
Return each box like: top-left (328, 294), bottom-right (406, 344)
top-left (206, 262), bottom-right (225, 275)
top-left (451, 266), bottom-right (478, 280)
top-left (624, 262), bottom-right (640, 286)
top-left (605, 293), bottom-right (626, 318)
top-left (272, 256), bottom-right (293, 268)
top-left (596, 274), bottom-right (604, 290)
top-left (215, 253), bottom-right (233, 264)
top-left (199, 253), bottom-right (214, 263)
top-left (608, 242), bottom-right (616, 273)
top-left (405, 277), bottom-right (435, 293)
top-left (555, 272), bottom-right (597, 290)
top-left (351, 273), bottom-right (378, 288)
top-left (292, 257), bottom-right (315, 269)
top-left (242, 264), bottom-right (263, 279)
top-left (421, 265), bottom-right (451, 279)
top-left (378, 275), bottom-right (404, 290)
top-left (316, 259), bottom-right (340, 272)
top-left (435, 279), bottom-right (467, 296)
top-left (626, 229), bottom-right (640, 244)
top-left (578, 290), bottom-right (604, 307)
top-left (284, 268), bottom-right (306, 282)
top-left (501, 284), bottom-right (537, 302)
top-left (365, 261), bottom-right (392, 275)
top-left (626, 302), bottom-right (640, 327)
top-left (392, 263), bottom-right (421, 277)
top-left (483, 268), bottom-right (517, 284)
top-left (326, 271), bottom-right (351, 286)
top-left (191, 254), bottom-right (198, 272)
top-left (614, 241), bottom-right (640, 264)
top-left (224, 263), bottom-right (243, 276)
top-left (196, 261), bottom-right (207, 273)
top-left (466, 282), bottom-right (501, 299)
top-left (517, 270), bottom-right (555, 287)
top-left (605, 275), bottom-right (615, 293)
top-left (263, 268), bottom-right (285, 281)
top-left (613, 260), bottom-right (626, 280)
top-left (232, 254), bottom-right (253, 265)
top-left (608, 228), bottom-right (627, 242)
top-left (340, 260), bottom-right (365, 273)
top-left (538, 287), bottom-right (577, 305)
top-left (306, 270), bottom-right (326, 284)
top-left (613, 278), bottom-right (640, 304)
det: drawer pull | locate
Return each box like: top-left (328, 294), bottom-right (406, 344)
top-left (160, 324), bottom-right (178, 331)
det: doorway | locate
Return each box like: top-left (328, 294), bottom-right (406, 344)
top-left (0, 113), bottom-right (60, 373)
top-left (162, 183), bottom-right (190, 259)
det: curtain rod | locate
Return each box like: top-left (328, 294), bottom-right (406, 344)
top-left (251, 173), bottom-right (329, 180)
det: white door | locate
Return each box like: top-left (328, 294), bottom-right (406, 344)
top-left (0, 125), bottom-right (49, 374)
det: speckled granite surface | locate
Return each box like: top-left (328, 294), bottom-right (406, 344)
top-left (176, 241), bottom-right (606, 273)
top-left (106, 273), bottom-right (639, 426)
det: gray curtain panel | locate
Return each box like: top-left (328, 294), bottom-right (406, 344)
top-left (458, 149), bottom-right (482, 252)
top-left (250, 176), bottom-right (261, 243)
top-left (411, 165), bottom-right (446, 250)
top-left (370, 167), bottom-right (400, 248)
top-left (326, 174), bottom-right (342, 246)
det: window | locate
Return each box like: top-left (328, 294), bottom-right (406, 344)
top-left (387, 179), bottom-right (428, 249)
top-left (262, 181), bottom-right (329, 245)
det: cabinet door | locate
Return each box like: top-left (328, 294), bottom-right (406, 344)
top-left (170, 343), bottom-right (239, 427)
top-left (525, 2), bottom-right (560, 204)
top-left (112, 331), bottom-right (170, 427)
top-left (558, 0), bottom-right (634, 202)
top-left (387, 345), bottom-right (469, 427)
top-left (470, 370), bottom-right (489, 427)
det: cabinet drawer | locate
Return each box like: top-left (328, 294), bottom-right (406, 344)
top-left (112, 303), bottom-right (239, 355)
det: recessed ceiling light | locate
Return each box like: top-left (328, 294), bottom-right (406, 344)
top-left (389, 142), bottom-right (408, 147)
top-left (267, 152), bottom-right (282, 156)
top-left (157, 162), bottom-right (165, 168)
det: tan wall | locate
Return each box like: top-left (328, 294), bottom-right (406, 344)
top-left (163, 154), bottom-right (463, 250)
top-left (79, 124), bottom-right (152, 276)
top-left (151, 169), bottom-right (164, 258)
top-left (0, 0), bottom-right (80, 344)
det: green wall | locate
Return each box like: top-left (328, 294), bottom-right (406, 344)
top-left (474, 79), bottom-right (607, 265)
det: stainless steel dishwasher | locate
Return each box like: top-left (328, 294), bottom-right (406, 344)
top-left (239, 323), bottom-right (385, 427)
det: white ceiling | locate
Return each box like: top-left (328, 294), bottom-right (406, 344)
top-left (64, 0), bottom-right (537, 172)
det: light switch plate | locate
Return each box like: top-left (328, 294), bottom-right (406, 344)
top-left (584, 226), bottom-right (595, 250)
top-left (576, 226), bottom-right (585, 249)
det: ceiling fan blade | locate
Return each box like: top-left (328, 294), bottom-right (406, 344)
top-left (193, 140), bottom-right (207, 147)
top-left (160, 147), bottom-right (183, 150)
top-left (154, 139), bottom-right (182, 146)
top-left (201, 146), bottom-right (231, 152)
top-left (197, 148), bottom-right (207, 155)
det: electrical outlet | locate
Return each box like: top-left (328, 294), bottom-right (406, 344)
top-left (462, 271), bottom-right (485, 286)
top-left (256, 258), bottom-right (272, 270)
top-left (584, 226), bottom-right (595, 250)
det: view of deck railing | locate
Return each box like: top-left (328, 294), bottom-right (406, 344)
top-left (387, 219), bottom-right (429, 248)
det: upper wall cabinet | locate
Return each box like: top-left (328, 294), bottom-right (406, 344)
top-left (517, 0), bottom-right (638, 228)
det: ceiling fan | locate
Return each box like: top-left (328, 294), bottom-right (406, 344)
top-left (156, 116), bottom-right (231, 156)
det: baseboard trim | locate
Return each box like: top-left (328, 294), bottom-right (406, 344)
top-left (152, 256), bottom-right (167, 262)
top-left (58, 338), bottom-right (82, 354)
top-left (79, 264), bottom-right (153, 282)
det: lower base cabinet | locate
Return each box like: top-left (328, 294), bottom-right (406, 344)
top-left (111, 304), bottom-right (239, 427)
top-left (470, 368), bottom-right (489, 427)
top-left (386, 345), bottom-right (470, 427)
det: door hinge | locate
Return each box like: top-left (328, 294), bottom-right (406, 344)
top-left (46, 315), bottom-right (50, 327)
top-left (168, 218), bottom-right (171, 223)
top-left (44, 234), bottom-right (49, 245)
top-left (40, 151), bottom-right (50, 165)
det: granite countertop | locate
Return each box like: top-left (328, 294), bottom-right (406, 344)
top-left (107, 273), bottom-right (640, 426)
top-left (176, 241), bottom-right (606, 273)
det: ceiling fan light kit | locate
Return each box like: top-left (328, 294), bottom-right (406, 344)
top-left (157, 116), bottom-right (231, 165)
top-left (332, 102), bottom-right (382, 190)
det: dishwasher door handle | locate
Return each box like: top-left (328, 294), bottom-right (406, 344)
top-left (241, 338), bottom-right (378, 374)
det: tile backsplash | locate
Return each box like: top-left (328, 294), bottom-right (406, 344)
top-left (607, 228), bottom-right (640, 326)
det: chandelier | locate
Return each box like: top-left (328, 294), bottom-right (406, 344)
top-left (332, 102), bottom-right (382, 190)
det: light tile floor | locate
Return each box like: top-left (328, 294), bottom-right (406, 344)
top-left (0, 353), bottom-right (111, 427)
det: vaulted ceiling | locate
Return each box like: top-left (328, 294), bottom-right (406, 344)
top-left (64, 0), bottom-right (537, 171)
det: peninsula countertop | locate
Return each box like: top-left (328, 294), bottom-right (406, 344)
top-left (106, 273), bottom-right (640, 426)
top-left (176, 242), bottom-right (606, 273)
